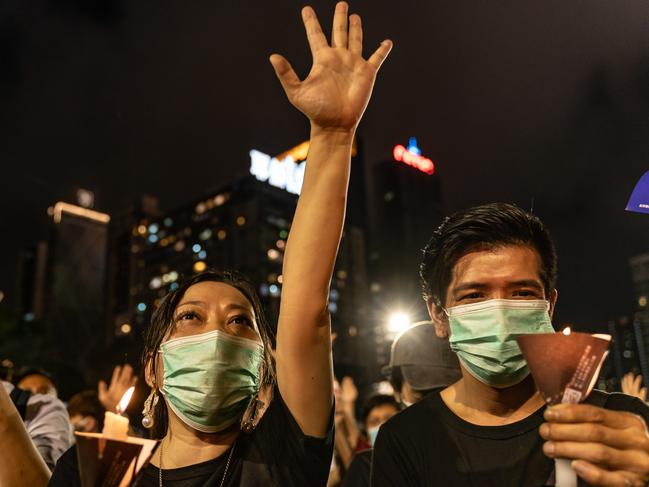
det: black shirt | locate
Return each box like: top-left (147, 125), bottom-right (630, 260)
top-left (372, 390), bottom-right (649, 487)
top-left (49, 387), bottom-right (334, 487)
top-left (342, 449), bottom-right (372, 487)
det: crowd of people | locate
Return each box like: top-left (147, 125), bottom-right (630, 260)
top-left (3, 2), bottom-right (649, 486)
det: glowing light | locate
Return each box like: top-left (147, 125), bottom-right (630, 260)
top-left (148, 234), bottom-right (158, 243)
top-left (279, 230), bottom-right (289, 239)
top-left (213, 194), bottom-right (228, 206)
top-left (148, 223), bottom-right (159, 234)
top-left (236, 216), bottom-right (246, 226)
top-left (387, 312), bottom-right (411, 335)
top-left (137, 225), bottom-right (147, 235)
top-left (563, 327), bottom-right (572, 336)
top-left (193, 261), bottom-right (207, 272)
top-left (199, 229), bottom-right (212, 241)
top-left (23, 312), bottom-right (34, 322)
top-left (137, 302), bottom-right (147, 313)
top-left (276, 239), bottom-right (286, 249)
top-left (120, 323), bottom-right (132, 334)
top-left (192, 244), bottom-right (202, 253)
top-left (337, 270), bottom-right (348, 280)
top-left (195, 202), bottom-right (206, 214)
top-left (198, 250), bottom-right (207, 259)
top-left (174, 240), bottom-right (185, 252)
top-left (640, 296), bottom-right (648, 307)
top-left (269, 284), bottom-right (280, 297)
top-left (250, 150), bottom-right (305, 195)
top-left (277, 274), bottom-right (283, 284)
top-left (117, 386), bottom-right (135, 414)
top-left (328, 302), bottom-right (338, 313)
top-left (267, 249), bottom-right (281, 261)
top-left (51, 202), bottom-right (110, 224)
top-left (149, 277), bottom-right (162, 289)
top-left (0, 291), bottom-right (4, 303)
top-left (217, 230), bottom-right (227, 240)
top-left (170, 282), bottom-right (179, 291)
top-left (163, 218), bottom-right (173, 227)
top-left (393, 137), bottom-right (435, 175)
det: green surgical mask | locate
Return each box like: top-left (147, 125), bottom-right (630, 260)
top-left (446, 299), bottom-right (554, 388)
top-left (159, 329), bottom-right (263, 433)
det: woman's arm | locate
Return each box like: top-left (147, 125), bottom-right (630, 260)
top-left (270, 1), bottom-right (391, 437)
top-left (0, 383), bottom-right (51, 487)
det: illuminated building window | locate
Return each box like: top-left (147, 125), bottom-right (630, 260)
top-left (217, 230), bottom-right (227, 240)
top-left (193, 261), bottom-right (207, 273)
top-left (236, 216), bottom-right (246, 226)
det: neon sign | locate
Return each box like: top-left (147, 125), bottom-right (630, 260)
top-left (393, 137), bottom-right (434, 175)
top-left (250, 150), bottom-right (305, 195)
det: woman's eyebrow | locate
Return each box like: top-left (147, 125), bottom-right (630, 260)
top-left (176, 300), bottom-right (207, 308)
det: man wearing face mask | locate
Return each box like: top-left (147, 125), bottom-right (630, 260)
top-left (372, 203), bottom-right (649, 487)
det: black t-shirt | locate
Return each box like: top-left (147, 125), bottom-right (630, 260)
top-left (372, 390), bottom-right (649, 487)
top-left (342, 449), bottom-right (372, 487)
top-left (49, 387), bottom-right (334, 487)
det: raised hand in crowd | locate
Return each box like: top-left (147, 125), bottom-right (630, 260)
top-left (621, 372), bottom-right (647, 402)
top-left (97, 364), bottom-right (137, 413)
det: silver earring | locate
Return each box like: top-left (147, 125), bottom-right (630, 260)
top-left (141, 387), bottom-right (159, 429)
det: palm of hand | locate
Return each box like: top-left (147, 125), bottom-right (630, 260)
top-left (292, 50), bottom-right (376, 130)
top-left (270, 3), bottom-right (391, 132)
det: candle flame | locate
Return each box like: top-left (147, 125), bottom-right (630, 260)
top-left (563, 327), bottom-right (572, 336)
top-left (117, 386), bottom-right (135, 414)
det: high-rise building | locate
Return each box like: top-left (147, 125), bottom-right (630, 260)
top-left (366, 137), bottom-right (444, 366)
top-left (108, 174), bottom-right (372, 376)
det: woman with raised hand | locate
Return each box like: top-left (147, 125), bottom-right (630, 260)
top-left (47, 2), bottom-right (391, 486)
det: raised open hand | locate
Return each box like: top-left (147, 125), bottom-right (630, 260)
top-left (98, 364), bottom-right (138, 413)
top-left (270, 2), bottom-right (392, 132)
top-left (622, 372), bottom-right (647, 402)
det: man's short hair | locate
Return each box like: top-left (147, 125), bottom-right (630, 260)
top-left (361, 394), bottom-right (399, 424)
top-left (420, 202), bottom-right (558, 306)
top-left (67, 390), bottom-right (105, 428)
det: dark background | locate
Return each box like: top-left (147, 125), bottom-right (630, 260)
top-left (1, 0), bottom-right (648, 331)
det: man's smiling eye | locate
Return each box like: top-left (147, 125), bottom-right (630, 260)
top-left (459, 292), bottom-right (482, 300)
top-left (514, 290), bottom-right (538, 297)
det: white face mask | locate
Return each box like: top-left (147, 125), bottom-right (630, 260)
top-left (367, 426), bottom-right (380, 446)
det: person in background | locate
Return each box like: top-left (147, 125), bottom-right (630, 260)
top-left (373, 203), bottom-right (649, 486)
top-left (67, 390), bottom-right (104, 433)
top-left (385, 321), bottom-right (462, 407)
top-left (16, 367), bottom-right (58, 397)
top-left (622, 372), bottom-right (647, 402)
top-left (342, 324), bottom-right (459, 487)
top-left (1, 378), bottom-right (72, 473)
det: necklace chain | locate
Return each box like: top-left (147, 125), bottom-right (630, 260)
top-left (158, 436), bottom-right (237, 487)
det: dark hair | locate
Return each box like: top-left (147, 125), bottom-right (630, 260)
top-left (361, 394), bottom-right (399, 425)
top-left (420, 203), bottom-right (558, 306)
top-left (141, 269), bottom-right (277, 439)
top-left (67, 390), bottom-right (105, 429)
top-left (388, 366), bottom-right (436, 397)
top-left (14, 367), bottom-right (56, 387)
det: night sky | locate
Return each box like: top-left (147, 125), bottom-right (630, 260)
top-left (1, 0), bottom-right (648, 331)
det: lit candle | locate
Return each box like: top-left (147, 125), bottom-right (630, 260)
top-left (102, 386), bottom-right (135, 439)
